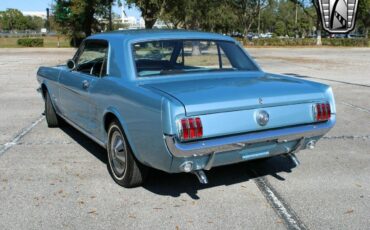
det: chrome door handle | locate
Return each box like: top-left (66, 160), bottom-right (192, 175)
top-left (82, 80), bottom-right (90, 89)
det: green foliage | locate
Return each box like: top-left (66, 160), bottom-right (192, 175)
top-left (208, 3), bottom-right (239, 33)
top-left (17, 38), bottom-right (44, 47)
top-left (0, 9), bottom-right (45, 31)
top-left (267, 0), bottom-right (316, 38)
top-left (159, 0), bottom-right (248, 33)
top-left (128, 0), bottom-right (238, 31)
top-left (26, 16), bottom-right (45, 30)
top-left (48, 0), bottom-right (368, 46)
top-left (275, 21), bottom-right (286, 36)
top-left (231, 0), bottom-right (264, 34)
top-left (53, 0), bottom-right (81, 42)
top-left (53, 0), bottom-right (92, 40)
top-left (127, 0), bottom-right (165, 28)
top-left (156, 0), bottom-right (317, 36)
top-left (357, 0), bottom-right (370, 38)
top-left (53, 0), bottom-right (120, 46)
top-left (0, 9), bottom-right (24, 31)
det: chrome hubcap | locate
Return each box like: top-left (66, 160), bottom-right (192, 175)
top-left (110, 131), bottom-right (126, 177)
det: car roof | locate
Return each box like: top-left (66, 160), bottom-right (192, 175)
top-left (88, 29), bottom-right (235, 43)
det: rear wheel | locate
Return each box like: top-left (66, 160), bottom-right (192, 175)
top-left (107, 121), bottom-right (147, 187)
top-left (45, 91), bottom-right (59, 127)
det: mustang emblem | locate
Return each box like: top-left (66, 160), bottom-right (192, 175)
top-left (256, 110), bottom-right (269, 126)
top-left (258, 98), bottom-right (263, 104)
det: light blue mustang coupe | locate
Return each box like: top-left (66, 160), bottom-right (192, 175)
top-left (37, 30), bottom-right (336, 187)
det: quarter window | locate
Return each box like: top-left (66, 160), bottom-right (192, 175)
top-left (75, 40), bottom-right (108, 77)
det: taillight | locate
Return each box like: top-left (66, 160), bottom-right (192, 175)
top-left (179, 117), bottom-right (203, 141)
top-left (314, 102), bottom-right (331, 121)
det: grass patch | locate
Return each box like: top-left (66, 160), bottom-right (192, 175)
top-left (0, 36), bottom-right (70, 48)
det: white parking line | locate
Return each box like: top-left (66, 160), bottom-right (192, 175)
top-left (323, 135), bottom-right (370, 140)
top-left (254, 176), bottom-right (306, 230)
top-left (340, 101), bottom-right (370, 114)
top-left (0, 116), bottom-right (44, 157)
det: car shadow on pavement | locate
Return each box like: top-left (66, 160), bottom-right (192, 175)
top-left (59, 123), bottom-right (297, 200)
top-left (143, 157), bottom-right (296, 199)
top-left (59, 124), bottom-right (108, 164)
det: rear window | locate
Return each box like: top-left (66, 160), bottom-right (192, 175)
top-left (133, 39), bottom-right (258, 77)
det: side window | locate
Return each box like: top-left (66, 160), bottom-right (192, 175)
top-left (75, 40), bottom-right (108, 77)
top-left (134, 41), bottom-right (175, 61)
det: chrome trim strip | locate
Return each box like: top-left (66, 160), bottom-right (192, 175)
top-left (165, 116), bottom-right (335, 157)
top-left (57, 113), bottom-right (107, 148)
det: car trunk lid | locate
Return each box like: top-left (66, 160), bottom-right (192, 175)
top-left (144, 73), bottom-right (326, 116)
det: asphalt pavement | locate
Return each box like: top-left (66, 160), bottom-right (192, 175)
top-left (0, 47), bottom-right (369, 230)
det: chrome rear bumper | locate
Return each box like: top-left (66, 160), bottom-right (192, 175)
top-left (165, 116), bottom-right (335, 157)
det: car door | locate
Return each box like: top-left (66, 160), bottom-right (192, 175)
top-left (59, 39), bottom-right (108, 134)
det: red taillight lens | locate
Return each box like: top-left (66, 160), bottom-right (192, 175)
top-left (315, 102), bottom-right (331, 121)
top-left (179, 117), bottom-right (203, 141)
top-left (195, 117), bottom-right (203, 137)
top-left (181, 119), bottom-right (189, 140)
top-left (188, 118), bottom-right (196, 138)
top-left (326, 103), bottom-right (331, 120)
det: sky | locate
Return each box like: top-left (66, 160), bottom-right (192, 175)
top-left (0, 0), bottom-right (141, 18)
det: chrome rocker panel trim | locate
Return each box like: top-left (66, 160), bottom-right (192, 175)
top-left (165, 116), bottom-right (336, 157)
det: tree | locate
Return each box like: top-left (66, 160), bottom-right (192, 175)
top-left (207, 2), bottom-right (239, 33)
top-left (126, 0), bottom-right (167, 28)
top-left (159, 0), bottom-right (187, 28)
top-left (53, 0), bottom-right (83, 46)
top-left (231, 0), bottom-right (268, 35)
top-left (99, 0), bottom-right (121, 31)
top-left (53, 0), bottom-right (120, 46)
top-left (260, 0), bottom-right (277, 33)
top-left (275, 20), bottom-right (286, 36)
top-left (181, 0), bottom-right (210, 30)
top-left (358, 0), bottom-right (370, 38)
top-left (159, 0), bottom-right (239, 33)
top-left (26, 16), bottom-right (45, 31)
top-left (0, 9), bottom-right (25, 31)
top-left (0, 9), bottom-right (45, 32)
top-left (288, 0), bottom-right (321, 44)
top-left (195, 0), bottom-right (239, 33)
top-left (71, 0), bottom-right (98, 37)
top-left (311, 0), bottom-right (322, 45)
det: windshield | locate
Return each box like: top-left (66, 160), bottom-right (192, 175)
top-left (133, 40), bottom-right (258, 77)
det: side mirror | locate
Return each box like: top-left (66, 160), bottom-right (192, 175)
top-left (67, 59), bottom-right (76, 70)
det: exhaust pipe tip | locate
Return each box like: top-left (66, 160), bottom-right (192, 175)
top-left (193, 170), bottom-right (208, 184)
top-left (288, 153), bottom-right (300, 166)
top-left (306, 140), bottom-right (316, 150)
